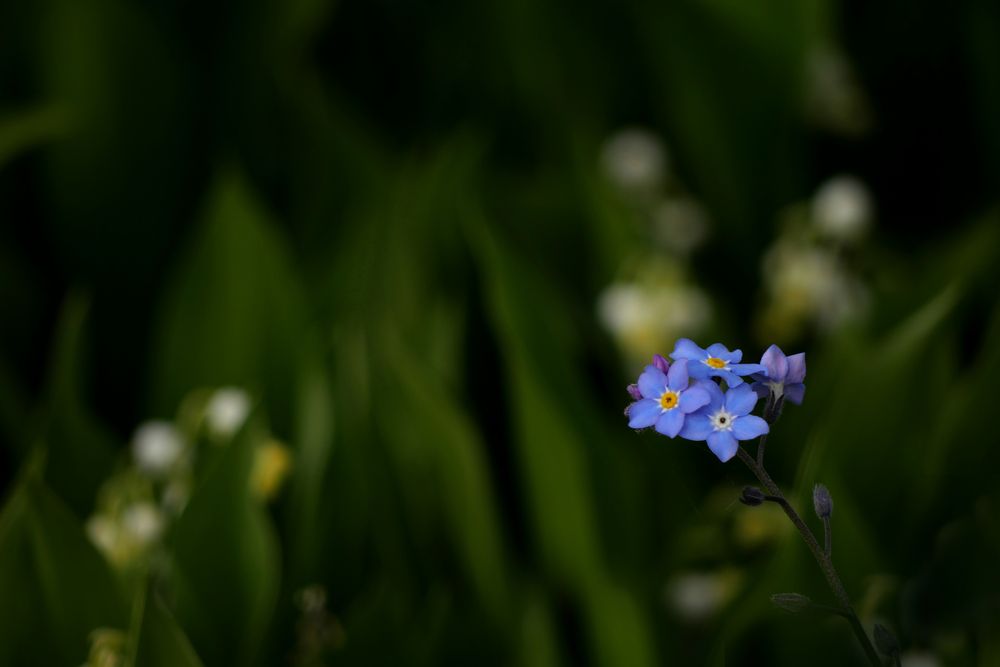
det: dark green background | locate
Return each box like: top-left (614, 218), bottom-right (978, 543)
top-left (2, 0), bottom-right (1000, 665)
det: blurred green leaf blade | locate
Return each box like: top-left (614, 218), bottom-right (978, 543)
top-left (167, 415), bottom-right (280, 666)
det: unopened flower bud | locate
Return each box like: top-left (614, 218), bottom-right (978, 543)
top-left (626, 383), bottom-right (643, 401)
top-left (652, 354), bottom-right (670, 373)
top-left (873, 624), bottom-right (899, 656)
top-left (813, 484), bottom-right (833, 519)
top-left (739, 486), bottom-right (766, 507)
top-left (770, 593), bottom-right (812, 614)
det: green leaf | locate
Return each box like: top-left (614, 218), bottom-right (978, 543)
top-left (629, 0), bottom-right (827, 262)
top-left (0, 105), bottom-right (66, 168)
top-left (581, 580), bottom-right (657, 667)
top-left (517, 593), bottom-right (563, 667)
top-left (151, 171), bottom-right (311, 434)
top-left (794, 283), bottom-right (962, 515)
top-left (0, 465), bottom-right (127, 665)
top-left (0, 474), bottom-right (42, 666)
top-left (25, 478), bottom-right (127, 644)
top-left (127, 586), bottom-right (204, 667)
top-left (41, 293), bottom-right (118, 512)
top-left (285, 356), bottom-right (335, 582)
top-left (380, 339), bottom-right (511, 618)
top-left (167, 414), bottom-right (280, 666)
top-left (470, 218), bottom-right (656, 666)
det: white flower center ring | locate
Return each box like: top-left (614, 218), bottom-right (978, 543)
top-left (710, 409), bottom-right (735, 431)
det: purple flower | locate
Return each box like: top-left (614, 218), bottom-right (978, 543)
top-left (669, 338), bottom-right (766, 388)
top-left (751, 345), bottom-right (806, 405)
top-left (627, 360), bottom-right (712, 437)
top-left (679, 382), bottom-right (770, 462)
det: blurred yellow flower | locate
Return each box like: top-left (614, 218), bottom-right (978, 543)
top-left (252, 440), bottom-right (292, 500)
top-left (733, 501), bottom-right (789, 550)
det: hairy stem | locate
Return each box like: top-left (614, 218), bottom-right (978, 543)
top-left (735, 447), bottom-right (881, 666)
top-left (823, 516), bottom-right (832, 558)
top-left (756, 432), bottom-right (769, 466)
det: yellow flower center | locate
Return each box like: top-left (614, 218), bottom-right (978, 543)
top-left (705, 357), bottom-right (727, 369)
top-left (659, 391), bottom-right (679, 410)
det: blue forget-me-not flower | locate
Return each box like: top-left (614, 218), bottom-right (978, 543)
top-left (670, 339), bottom-right (765, 388)
top-left (627, 359), bottom-right (712, 437)
top-left (679, 382), bottom-right (770, 462)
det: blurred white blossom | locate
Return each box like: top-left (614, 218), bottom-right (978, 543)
top-left (87, 501), bottom-right (164, 568)
top-left (812, 175), bottom-right (872, 242)
top-left (121, 502), bottom-right (164, 546)
top-left (85, 515), bottom-right (120, 559)
top-left (598, 278), bottom-right (711, 361)
top-left (664, 570), bottom-right (741, 622)
top-left (131, 421), bottom-right (184, 478)
top-left (206, 387), bottom-right (251, 439)
top-left (762, 239), bottom-right (867, 338)
top-left (601, 128), bottom-right (668, 194)
top-left (86, 501), bottom-right (165, 567)
top-left (651, 197), bottom-right (709, 255)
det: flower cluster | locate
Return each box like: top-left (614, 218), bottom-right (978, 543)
top-left (758, 176), bottom-right (872, 343)
top-left (626, 339), bottom-right (805, 462)
top-left (86, 386), bottom-right (291, 571)
top-left (596, 127), bottom-right (714, 366)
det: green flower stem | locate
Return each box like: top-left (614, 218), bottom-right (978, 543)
top-left (735, 447), bottom-right (881, 666)
top-left (756, 432), bottom-right (768, 466)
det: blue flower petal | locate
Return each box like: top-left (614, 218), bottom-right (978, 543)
top-left (704, 343), bottom-right (740, 363)
top-left (695, 379), bottom-right (725, 410)
top-left (671, 338), bottom-right (707, 361)
top-left (707, 431), bottom-right (739, 462)
top-left (786, 353), bottom-right (807, 384)
top-left (687, 362), bottom-right (712, 379)
top-left (729, 363), bottom-right (766, 376)
top-left (751, 382), bottom-right (769, 401)
top-left (667, 359), bottom-right (689, 391)
top-left (705, 342), bottom-right (729, 357)
top-left (679, 386), bottom-right (711, 413)
top-left (628, 399), bottom-right (662, 429)
top-left (679, 413), bottom-right (712, 440)
top-left (760, 344), bottom-right (788, 381)
top-left (718, 370), bottom-right (744, 387)
top-left (725, 383), bottom-right (758, 416)
top-left (637, 366), bottom-right (668, 398)
top-left (732, 415), bottom-right (769, 440)
top-left (654, 409), bottom-right (685, 437)
top-left (784, 383), bottom-right (805, 405)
